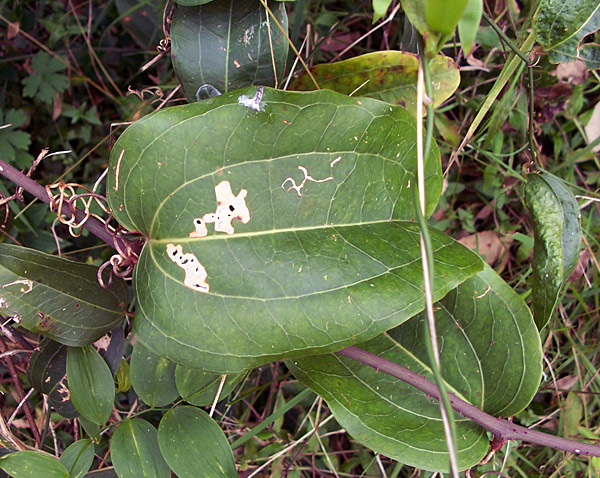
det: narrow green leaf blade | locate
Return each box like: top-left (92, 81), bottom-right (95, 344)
top-left (0, 243), bottom-right (127, 346)
top-left (111, 419), bottom-right (170, 478)
top-left (107, 88), bottom-right (481, 373)
top-left (130, 341), bottom-right (178, 407)
top-left (27, 338), bottom-right (78, 418)
top-left (457, 0), bottom-right (483, 55)
top-left (171, 0), bottom-right (289, 101)
top-left (524, 172), bottom-right (582, 329)
top-left (67, 346), bottom-right (115, 425)
top-left (290, 51), bottom-right (460, 114)
top-left (158, 406), bottom-right (236, 478)
top-left (288, 264), bottom-right (543, 472)
top-left (0, 451), bottom-right (69, 478)
top-left (59, 439), bottom-right (95, 478)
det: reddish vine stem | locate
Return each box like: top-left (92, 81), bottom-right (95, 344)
top-left (338, 346), bottom-right (600, 457)
top-left (0, 159), bottom-right (141, 256)
top-left (0, 337), bottom-right (41, 446)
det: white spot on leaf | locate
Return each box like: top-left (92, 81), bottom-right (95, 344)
top-left (238, 85), bottom-right (265, 111)
top-left (189, 181), bottom-right (250, 237)
top-left (167, 243), bottom-right (209, 294)
top-left (282, 156), bottom-right (342, 197)
top-left (282, 166), bottom-right (333, 197)
top-left (2, 279), bottom-right (33, 293)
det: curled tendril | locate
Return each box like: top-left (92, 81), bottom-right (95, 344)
top-left (45, 181), bottom-right (112, 237)
top-left (45, 179), bottom-right (141, 289)
top-left (0, 193), bottom-right (10, 229)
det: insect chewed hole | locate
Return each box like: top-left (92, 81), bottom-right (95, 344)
top-left (166, 243), bottom-right (209, 294)
top-left (189, 181), bottom-right (251, 237)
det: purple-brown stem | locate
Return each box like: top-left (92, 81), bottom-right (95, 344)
top-left (338, 346), bottom-right (600, 457)
top-left (0, 159), bottom-right (140, 256)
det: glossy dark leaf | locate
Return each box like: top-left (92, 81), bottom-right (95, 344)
top-left (533, 0), bottom-right (600, 66)
top-left (158, 406), bottom-right (236, 478)
top-left (130, 341), bottom-right (178, 407)
top-left (524, 172), bottom-right (582, 329)
top-left (27, 338), bottom-right (78, 418)
top-left (115, 0), bottom-right (165, 50)
top-left (111, 419), bottom-right (170, 478)
top-left (288, 264), bottom-right (542, 472)
top-left (107, 87), bottom-right (481, 373)
top-left (67, 346), bottom-right (115, 425)
top-left (0, 243), bottom-right (128, 346)
top-left (171, 0), bottom-right (289, 101)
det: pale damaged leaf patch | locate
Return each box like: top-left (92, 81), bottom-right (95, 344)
top-left (237, 85), bottom-right (265, 112)
top-left (281, 156), bottom-right (342, 197)
top-left (166, 244), bottom-right (209, 294)
top-left (168, 180), bottom-right (251, 293)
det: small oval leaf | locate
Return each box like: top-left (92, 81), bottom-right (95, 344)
top-left (27, 338), bottom-right (78, 418)
top-left (0, 451), bottom-right (69, 478)
top-left (0, 243), bottom-right (127, 346)
top-left (524, 172), bottom-right (582, 329)
top-left (130, 341), bottom-right (178, 407)
top-left (288, 264), bottom-right (542, 472)
top-left (158, 406), bottom-right (236, 478)
top-left (171, 0), bottom-right (289, 101)
top-left (67, 346), bottom-right (115, 425)
top-left (59, 439), bottom-right (95, 478)
top-left (175, 366), bottom-right (243, 406)
top-left (111, 419), bottom-right (170, 478)
top-left (291, 51), bottom-right (460, 115)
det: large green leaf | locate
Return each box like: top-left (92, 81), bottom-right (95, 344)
top-left (158, 406), bottom-right (236, 478)
top-left (67, 346), bottom-right (115, 425)
top-left (533, 0), bottom-right (600, 67)
top-left (111, 419), bottom-right (170, 478)
top-left (27, 338), bottom-right (78, 418)
top-left (108, 87), bottom-right (482, 373)
top-left (0, 243), bottom-right (127, 346)
top-left (288, 264), bottom-right (543, 472)
top-left (130, 341), bottom-right (179, 407)
top-left (0, 451), bottom-right (69, 478)
top-left (171, 0), bottom-right (289, 101)
top-left (524, 172), bottom-right (582, 329)
top-left (290, 51), bottom-right (460, 115)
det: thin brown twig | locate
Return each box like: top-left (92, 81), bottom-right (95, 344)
top-left (0, 336), bottom-right (41, 445)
